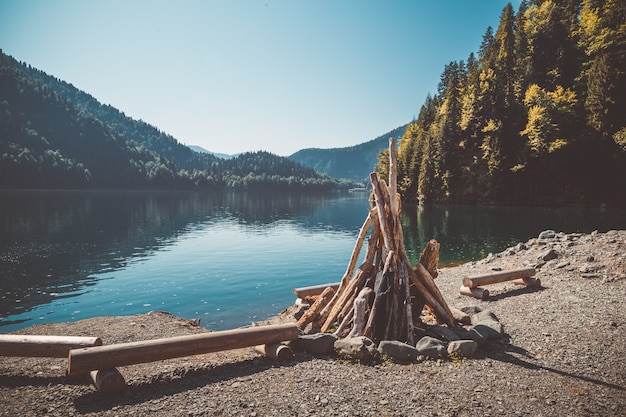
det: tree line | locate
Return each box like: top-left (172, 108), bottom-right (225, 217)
top-left (378, 0), bottom-right (625, 206)
top-left (0, 51), bottom-right (359, 191)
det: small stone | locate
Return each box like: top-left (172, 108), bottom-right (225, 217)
top-left (470, 310), bottom-right (500, 325)
top-left (539, 249), bottom-right (558, 262)
top-left (538, 230), bottom-right (556, 240)
top-left (415, 336), bottom-right (447, 359)
top-left (334, 336), bottom-right (377, 361)
top-left (378, 340), bottom-right (419, 363)
top-left (296, 333), bottom-right (338, 355)
top-left (447, 340), bottom-right (478, 358)
top-left (460, 306), bottom-right (483, 316)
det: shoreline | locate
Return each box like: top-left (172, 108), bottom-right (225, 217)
top-left (1, 229), bottom-right (624, 416)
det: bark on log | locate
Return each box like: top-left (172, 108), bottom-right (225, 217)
top-left (0, 335), bottom-right (102, 358)
top-left (67, 323), bottom-right (298, 375)
top-left (348, 287), bottom-right (374, 338)
top-left (319, 263), bottom-right (372, 332)
top-left (459, 285), bottom-right (490, 300)
top-left (90, 368), bottom-right (126, 392)
top-left (370, 173), bottom-right (395, 253)
top-left (462, 267), bottom-right (536, 288)
top-left (296, 286), bottom-right (335, 330)
top-left (254, 343), bottom-right (294, 361)
top-left (412, 262), bottom-right (456, 327)
top-left (319, 210), bottom-right (376, 321)
top-left (363, 252), bottom-right (395, 341)
top-left (334, 306), bottom-right (354, 338)
top-left (398, 261), bottom-right (415, 345)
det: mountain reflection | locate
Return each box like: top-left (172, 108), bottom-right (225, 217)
top-left (0, 190), bottom-right (369, 325)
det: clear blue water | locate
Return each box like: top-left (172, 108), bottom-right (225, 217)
top-left (1, 190), bottom-right (624, 332)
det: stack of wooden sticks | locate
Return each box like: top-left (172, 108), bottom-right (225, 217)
top-left (296, 138), bottom-right (457, 345)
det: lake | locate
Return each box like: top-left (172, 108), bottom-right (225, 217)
top-left (1, 190), bottom-right (625, 333)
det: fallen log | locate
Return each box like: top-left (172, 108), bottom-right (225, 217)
top-left (459, 285), bottom-right (490, 300)
top-left (67, 323), bottom-right (297, 375)
top-left (462, 267), bottom-right (536, 288)
top-left (0, 335), bottom-right (102, 358)
top-left (90, 368), bottom-right (126, 392)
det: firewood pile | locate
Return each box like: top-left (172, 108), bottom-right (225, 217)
top-left (296, 139), bottom-right (457, 345)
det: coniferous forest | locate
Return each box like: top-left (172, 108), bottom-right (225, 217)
top-left (0, 52), bottom-right (354, 192)
top-left (377, 0), bottom-right (625, 206)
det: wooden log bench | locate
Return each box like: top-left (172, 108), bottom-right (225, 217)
top-left (67, 323), bottom-right (298, 375)
top-left (460, 267), bottom-right (539, 299)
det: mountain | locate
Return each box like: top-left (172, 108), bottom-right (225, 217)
top-left (0, 51), bottom-right (352, 191)
top-left (389, 1), bottom-right (626, 206)
top-left (289, 124), bottom-right (408, 181)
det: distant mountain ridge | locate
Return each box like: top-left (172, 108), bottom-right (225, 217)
top-left (189, 145), bottom-right (238, 160)
top-left (289, 124), bottom-right (407, 180)
top-left (0, 51), bottom-right (359, 191)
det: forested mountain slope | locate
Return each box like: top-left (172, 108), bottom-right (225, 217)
top-left (289, 124), bottom-right (407, 181)
top-left (0, 51), bottom-right (347, 191)
top-left (378, 0), bottom-right (626, 206)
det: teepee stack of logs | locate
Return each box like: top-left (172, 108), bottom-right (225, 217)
top-left (298, 138), bottom-right (456, 344)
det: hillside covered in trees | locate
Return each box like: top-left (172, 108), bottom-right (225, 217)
top-left (378, 0), bottom-right (626, 206)
top-left (0, 51), bottom-right (353, 191)
top-left (289, 124), bottom-right (407, 181)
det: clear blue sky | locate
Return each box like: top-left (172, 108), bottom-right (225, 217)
top-left (0, 0), bottom-right (519, 156)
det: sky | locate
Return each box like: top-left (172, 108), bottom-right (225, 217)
top-left (0, 0), bottom-right (520, 156)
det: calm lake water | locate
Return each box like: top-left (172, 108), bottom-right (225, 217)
top-left (1, 190), bottom-right (625, 333)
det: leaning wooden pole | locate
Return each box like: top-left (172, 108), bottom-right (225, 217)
top-left (67, 323), bottom-right (297, 375)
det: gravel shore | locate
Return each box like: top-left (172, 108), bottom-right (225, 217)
top-left (1, 230), bottom-right (625, 416)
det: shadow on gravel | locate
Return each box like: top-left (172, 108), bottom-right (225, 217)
top-left (486, 285), bottom-right (546, 301)
top-left (484, 338), bottom-right (624, 392)
top-left (72, 355), bottom-right (312, 413)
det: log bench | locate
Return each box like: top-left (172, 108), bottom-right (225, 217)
top-left (460, 267), bottom-right (540, 299)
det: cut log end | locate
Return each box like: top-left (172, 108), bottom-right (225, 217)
top-left (254, 343), bottom-right (294, 361)
top-left (459, 285), bottom-right (490, 300)
top-left (90, 368), bottom-right (126, 392)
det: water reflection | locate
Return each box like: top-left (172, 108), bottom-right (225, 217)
top-left (1, 190), bottom-right (624, 331)
top-left (401, 203), bottom-right (626, 266)
top-left (0, 190), bottom-right (368, 327)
